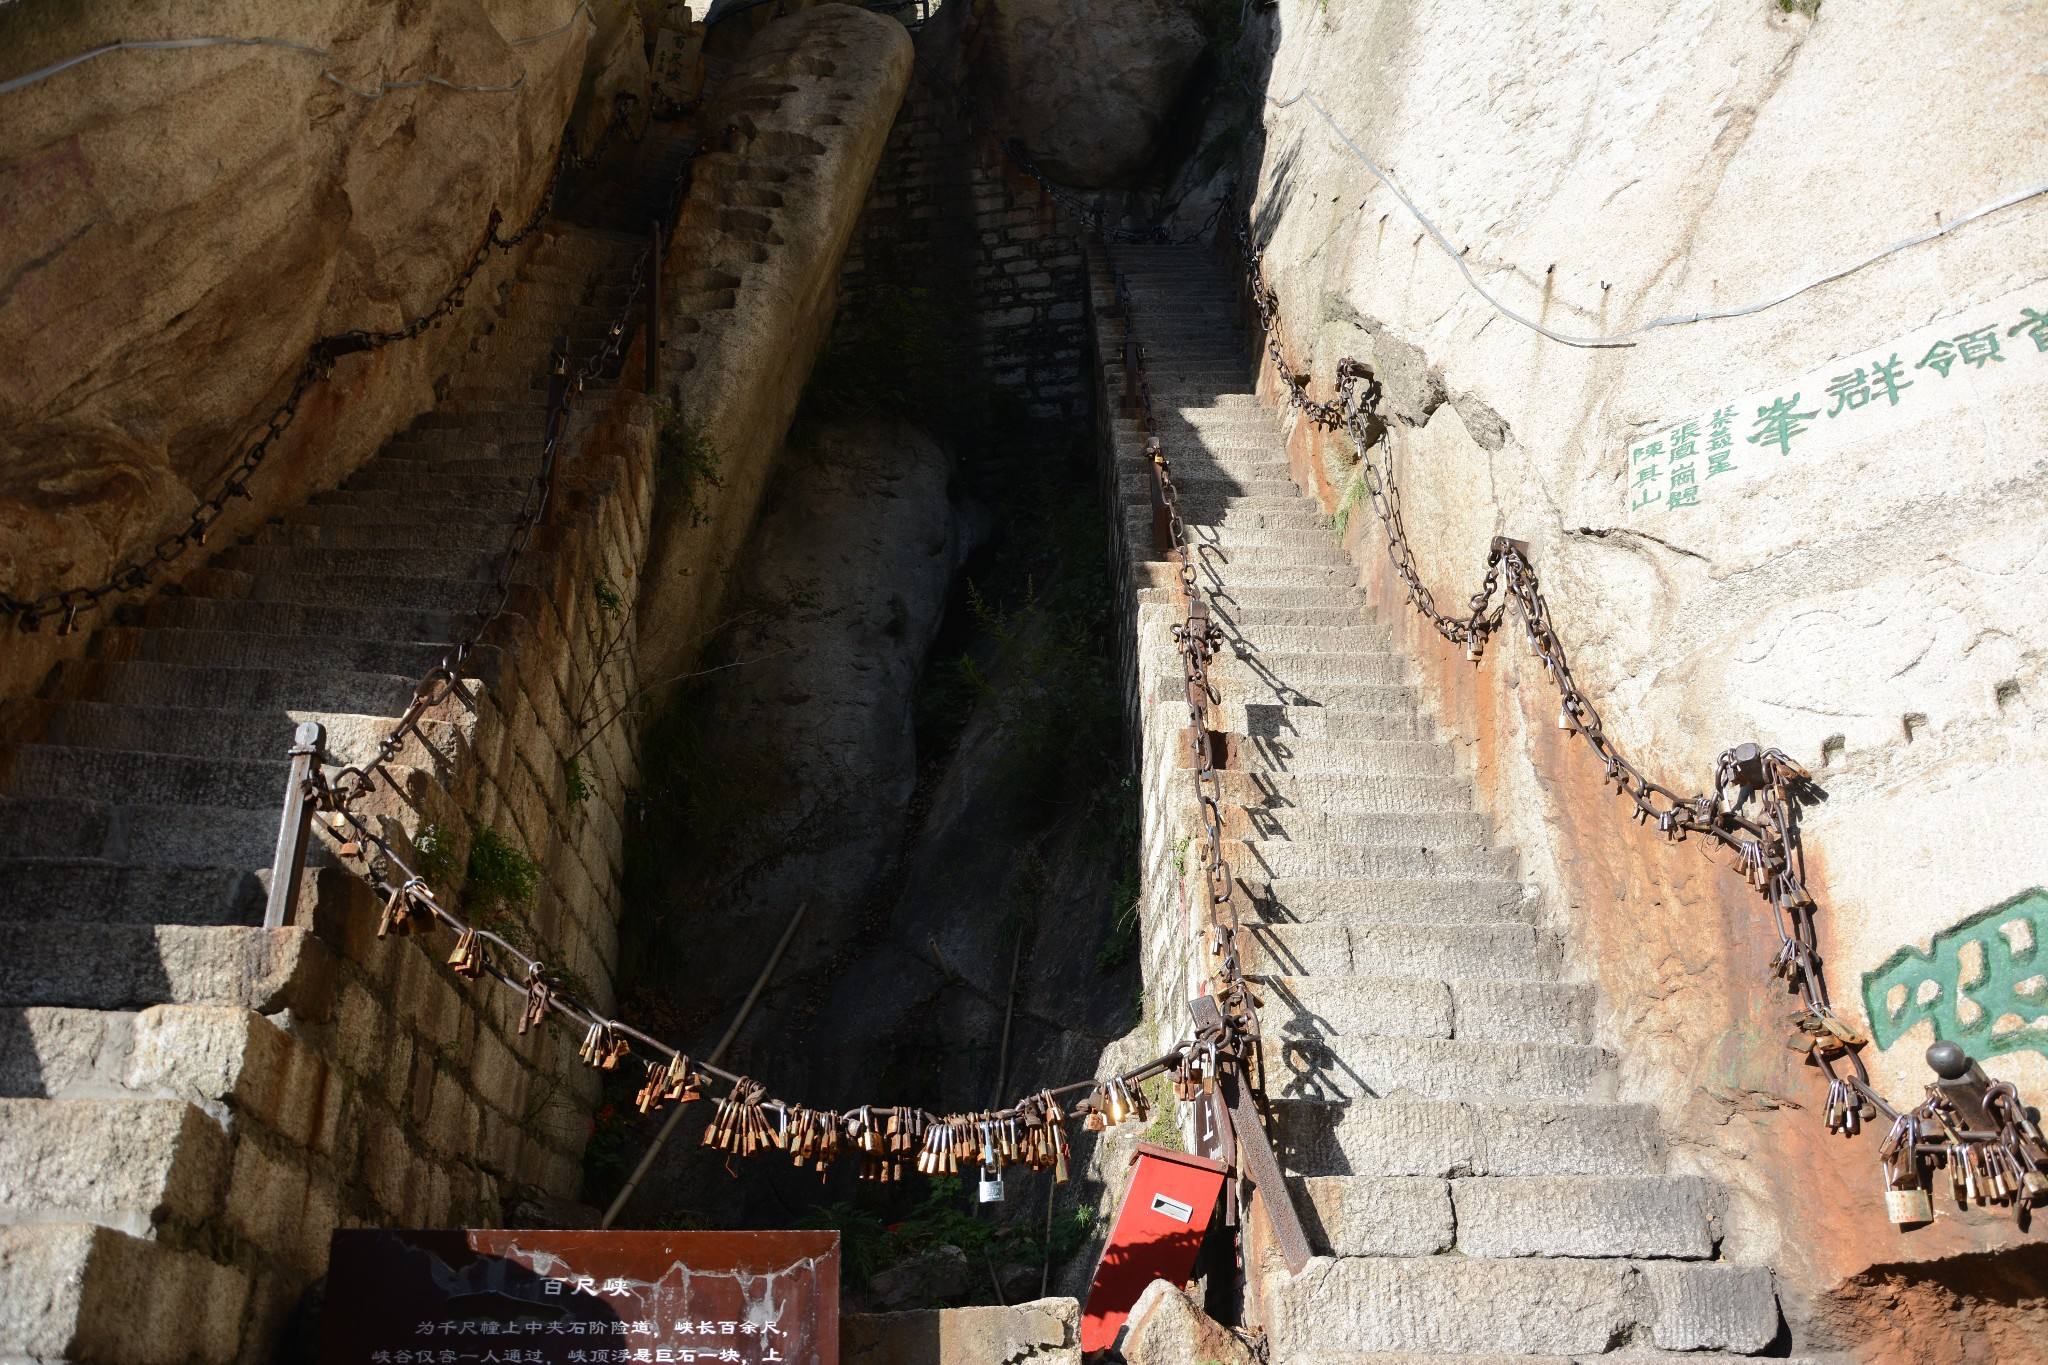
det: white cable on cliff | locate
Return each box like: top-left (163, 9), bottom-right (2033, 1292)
top-left (0, 2), bottom-right (595, 100)
top-left (1262, 84), bottom-right (2048, 350)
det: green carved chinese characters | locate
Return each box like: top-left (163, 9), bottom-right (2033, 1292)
top-left (1861, 890), bottom-right (2048, 1061)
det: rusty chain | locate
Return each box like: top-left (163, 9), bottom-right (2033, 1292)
top-left (0, 93), bottom-right (637, 637)
top-left (277, 98), bottom-right (1263, 1190)
top-left (1112, 269), bottom-right (1261, 1055)
top-left (1233, 220), bottom-right (2048, 1226)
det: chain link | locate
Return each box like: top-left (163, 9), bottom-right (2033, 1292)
top-left (1, 94), bottom-right (638, 637)
top-left (275, 101), bottom-right (1269, 1184)
top-left (1232, 219), bottom-right (2048, 1223)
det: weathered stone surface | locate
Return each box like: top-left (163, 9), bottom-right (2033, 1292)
top-left (0, 0), bottom-right (618, 701)
top-left (0, 1098), bottom-right (230, 1234)
top-left (636, 4), bottom-right (914, 687)
top-left (0, 1223), bottom-right (250, 1365)
top-left (648, 413), bottom-right (959, 1012)
top-left (934, 0), bottom-right (1207, 188)
top-left (1122, 1277), bottom-right (1254, 1365)
top-left (1218, 0), bottom-right (2048, 1336)
top-left (844, 1296), bottom-right (1080, 1365)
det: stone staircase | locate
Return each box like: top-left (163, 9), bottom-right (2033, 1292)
top-left (0, 125), bottom-right (692, 1363)
top-left (1105, 244), bottom-right (1802, 1364)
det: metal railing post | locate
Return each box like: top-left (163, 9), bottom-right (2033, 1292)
top-left (645, 219), bottom-right (661, 396)
top-left (264, 721), bottom-right (325, 929)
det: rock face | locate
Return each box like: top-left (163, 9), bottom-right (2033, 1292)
top-left (634, 3), bottom-right (914, 688)
top-left (653, 414), bottom-right (962, 1016)
top-left (1202, 0), bottom-right (2048, 1350)
top-left (939, 0), bottom-right (1208, 188)
top-left (0, 0), bottom-right (609, 697)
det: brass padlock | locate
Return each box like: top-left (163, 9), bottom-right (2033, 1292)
top-left (1885, 1180), bottom-right (1933, 1226)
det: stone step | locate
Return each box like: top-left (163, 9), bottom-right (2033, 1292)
top-left (1148, 649), bottom-right (1407, 696)
top-left (1260, 1258), bottom-right (1777, 1357)
top-left (1217, 770), bottom-right (1484, 816)
top-left (254, 519), bottom-right (517, 553)
top-left (1245, 919), bottom-right (1557, 981)
top-left (1129, 496), bottom-right (1329, 523)
top-left (1289, 1172), bottom-right (1716, 1260)
top-left (28, 700), bottom-right (449, 766)
top-left (310, 486), bottom-right (536, 517)
top-left (215, 543), bottom-right (502, 581)
top-left (1265, 1032), bottom-right (1613, 1104)
top-left (0, 922), bottom-right (331, 1014)
top-left (0, 1223), bottom-right (250, 1364)
top-left (1256, 975), bottom-right (1594, 1044)
top-left (92, 627), bottom-right (488, 684)
top-left (341, 466), bottom-right (544, 495)
top-left (48, 658), bottom-right (420, 721)
top-left (1202, 651), bottom-right (1416, 696)
top-left (1222, 710), bottom-right (1427, 752)
top-left (0, 1098), bottom-right (229, 1236)
top-left (183, 567), bottom-right (519, 614)
top-left (1275, 1098), bottom-right (1666, 1179)
top-left (1221, 627), bottom-right (1409, 660)
top-left (0, 860), bottom-right (272, 926)
top-left (1240, 878), bottom-right (1531, 925)
top-left (133, 593), bottom-right (480, 646)
top-left (1234, 838), bottom-right (1514, 880)
top-left (0, 795), bottom-right (291, 865)
top-left (1224, 808), bottom-right (1487, 846)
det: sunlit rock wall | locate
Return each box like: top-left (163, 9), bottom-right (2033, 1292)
top-left (1229, 0), bottom-right (2048, 1352)
top-left (0, 0), bottom-right (639, 701)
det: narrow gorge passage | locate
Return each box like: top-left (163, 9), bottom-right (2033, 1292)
top-left (591, 306), bottom-right (1142, 1306)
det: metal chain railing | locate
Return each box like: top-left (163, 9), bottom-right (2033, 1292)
top-left (1232, 219), bottom-right (2048, 1228)
top-left (236, 95), bottom-right (1305, 1251)
top-left (0, 94), bottom-right (638, 637)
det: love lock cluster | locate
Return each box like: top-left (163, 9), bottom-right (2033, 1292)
top-left (1879, 1043), bottom-right (2048, 1226)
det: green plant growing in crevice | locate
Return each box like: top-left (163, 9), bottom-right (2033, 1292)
top-left (465, 827), bottom-right (539, 914)
top-left (1332, 467), bottom-right (1367, 540)
top-left (798, 1178), bottom-right (1097, 1290)
top-left (411, 823), bottom-right (460, 886)
top-left (655, 403), bottom-right (723, 527)
top-left (1778, 0), bottom-right (1820, 14)
top-left (1095, 868), bottom-right (1143, 972)
top-left (1140, 1074), bottom-right (1182, 1151)
top-left (563, 756), bottom-right (592, 809)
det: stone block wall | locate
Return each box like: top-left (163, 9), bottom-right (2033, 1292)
top-left (834, 68), bottom-right (1092, 439)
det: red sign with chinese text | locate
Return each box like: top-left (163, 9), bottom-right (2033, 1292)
top-left (317, 1230), bottom-right (838, 1365)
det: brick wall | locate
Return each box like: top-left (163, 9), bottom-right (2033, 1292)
top-left (834, 70), bottom-right (1092, 441)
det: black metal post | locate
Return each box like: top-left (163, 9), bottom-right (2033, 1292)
top-left (264, 721), bottom-right (325, 929)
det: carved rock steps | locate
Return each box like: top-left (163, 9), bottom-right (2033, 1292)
top-left (0, 129), bottom-right (682, 1362)
top-left (1105, 243), bottom-right (1780, 1361)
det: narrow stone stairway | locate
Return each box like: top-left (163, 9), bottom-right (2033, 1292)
top-left (1105, 244), bottom-right (1801, 1364)
top-left (0, 123), bottom-right (693, 1362)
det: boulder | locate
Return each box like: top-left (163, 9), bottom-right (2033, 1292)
top-left (1121, 1278), bottom-right (1252, 1365)
top-left (845, 1295), bottom-right (1081, 1364)
top-left (962, 0), bottom-right (1208, 189)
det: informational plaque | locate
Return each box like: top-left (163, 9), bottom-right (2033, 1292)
top-left (318, 1230), bottom-right (838, 1365)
